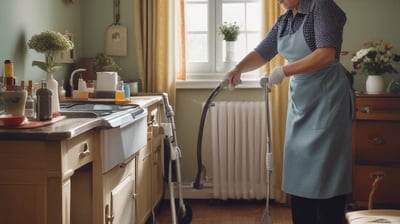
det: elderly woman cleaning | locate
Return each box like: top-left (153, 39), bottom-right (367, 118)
top-left (226, 0), bottom-right (353, 223)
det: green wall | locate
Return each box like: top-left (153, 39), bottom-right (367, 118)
top-left (0, 0), bottom-right (82, 84)
top-left (0, 0), bottom-right (138, 86)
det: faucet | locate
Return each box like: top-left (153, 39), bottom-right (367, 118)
top-left (69, 68), bottom-right (87, 90)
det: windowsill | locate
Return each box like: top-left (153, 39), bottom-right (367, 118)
top-left (176, 73), bottom-right (264, 89)
top-left (176, 79), bottom-right (262, 89)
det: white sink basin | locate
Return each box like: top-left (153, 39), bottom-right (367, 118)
top-left (101, 110), bottom-right (147, 173)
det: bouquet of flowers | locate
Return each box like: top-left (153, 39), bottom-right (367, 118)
top-left (218, 22), bottom-right (240, 41)
top-left (352, 40), bottom-right (400, 76)
top-left (27, 31), bottom-right (74, 73)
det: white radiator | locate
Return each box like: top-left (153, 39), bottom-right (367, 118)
top-left (210, 101), bottom-right (268, 200)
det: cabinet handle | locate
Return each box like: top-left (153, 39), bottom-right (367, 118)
top-left (370, 172), bottom-right (385, 179)
top-left (79, 143), bottom-right (90, 158)
top-left (105, 204), bottom-right (114, 224)
top-left (360, 106), bottom-right (373, 113)
top-left (370, 137), bottom-right (385, 146)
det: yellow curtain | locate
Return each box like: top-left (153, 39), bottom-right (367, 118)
top-left (263, 0), bottom-right (288, 204)
top-left (133, 0), bottom-right (179, 105)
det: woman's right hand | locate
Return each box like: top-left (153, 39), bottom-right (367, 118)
top-left (225, 66), bottom-right (242, 86)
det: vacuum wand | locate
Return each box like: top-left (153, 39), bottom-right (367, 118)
top-left (193, 77), bottom-right (239, 189)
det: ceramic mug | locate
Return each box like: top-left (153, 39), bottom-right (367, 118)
top-left (0, 90), bottom-right (27, 115)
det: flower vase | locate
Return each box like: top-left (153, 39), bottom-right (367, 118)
top-left (366, 75), bottom-right (385, 94)
top-left (224, 41), bottom-right (236, 71)
top-left (46, 73), bottom-right (60, 115)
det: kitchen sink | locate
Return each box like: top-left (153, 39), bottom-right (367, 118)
top-left (59, 111), bottom-right (100, 118)
top-left (60, 102), bottom-right (141, 118)
top-left (60, 102), bottom-right (148, 173)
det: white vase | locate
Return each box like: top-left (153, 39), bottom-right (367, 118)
top-left (224, 41), bottom-right (236, 71)
top-left (366, 75), bottom-right (385, 94)
top-left (46, 73), bottom-right (60, 115)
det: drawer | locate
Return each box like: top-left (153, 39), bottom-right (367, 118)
top-left (353, 120), bottom-right (400, 165)
top-left (355, 96), bottom-right (400, 120)
top-left (353, 165), bottom-right (400, 205)
top-left (64, 131), bottom-right (95, 171)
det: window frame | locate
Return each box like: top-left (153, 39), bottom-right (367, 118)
top-left (184, 0), bottom-right (263, 82)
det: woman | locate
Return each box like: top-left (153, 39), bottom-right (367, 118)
top-left (226, 0), bottom-right (353, 223)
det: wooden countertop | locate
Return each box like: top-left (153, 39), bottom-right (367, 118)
top-left (0, 95), bottom-right (163, 141)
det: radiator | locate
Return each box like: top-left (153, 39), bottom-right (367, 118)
top-left (210, 101), bottom-right (268, 200)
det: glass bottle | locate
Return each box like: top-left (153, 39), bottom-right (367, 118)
top-left (25, 80), bottom-right (36, 120)
top-left (115, 81), bottom-right (125, 102)
top-left (36, 80), bottom-right (52, 121)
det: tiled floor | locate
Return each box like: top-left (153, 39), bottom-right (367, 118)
top-left (155, 199), bottom-right (292, 224)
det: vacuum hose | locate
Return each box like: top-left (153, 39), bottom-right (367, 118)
top-left (193, 79), bottom-right (230, 189)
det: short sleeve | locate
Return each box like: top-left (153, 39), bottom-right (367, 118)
top-left (313, 0), bottom-right (346, 49)
top-left (254, 18), bottom-right (281, 62)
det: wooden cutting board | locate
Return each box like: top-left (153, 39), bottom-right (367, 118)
top-left (0, 116), bottom-right (66, 129)
top-left (105, 0), bottom-right (127, 56)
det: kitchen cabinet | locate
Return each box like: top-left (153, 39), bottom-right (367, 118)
top-left (0, 95), bottom-right (165, 224)
top-left (136, 100), bottom-right (165, 224)
top-left (99, 157), bottom-right (136, 224)
top-left (352, 95), bottom-right (400, 207)
top-left (0, 129), bottom-right (99, 224)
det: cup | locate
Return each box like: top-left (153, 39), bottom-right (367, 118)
top-left (128, 82), bottom-right (138, 94)
top-left (0, 90), bottom-right (27, 115)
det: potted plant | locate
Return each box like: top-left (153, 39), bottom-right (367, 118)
top-left (352, 40), bottom-right (400, 94)
top-left (28, 31), bottom-right (74, 73)
top-left (27, 31), bottom-right (74, 114)
top-left (218, 22), bottom-right (240, 71)
top-left (94, 53), bottom-right (121, 72)
top-left (218, 21), bottom-right (240, 41)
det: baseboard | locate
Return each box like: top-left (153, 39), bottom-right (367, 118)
top-left (164, 182), bottom-right (214, 199)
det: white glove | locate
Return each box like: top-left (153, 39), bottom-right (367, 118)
top-left (268, 66), bottom-right (286, 89)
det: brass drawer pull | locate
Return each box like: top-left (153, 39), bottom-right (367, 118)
top-left (360, 106), bottom-right (373, 113)
top-left (370, 172), bottom-right (385, 179)
top-left (79, 143), bottom-right (90, 158)
top-left (371, 137), bottom-right (385, 145)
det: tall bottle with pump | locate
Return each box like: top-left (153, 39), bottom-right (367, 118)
top-left (36, 80), bottom-right (52, 121)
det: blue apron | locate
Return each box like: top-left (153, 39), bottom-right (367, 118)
top-left (278, 14), bottom-right (352, 199)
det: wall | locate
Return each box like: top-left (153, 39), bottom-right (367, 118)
top-left (175, 0), bottom-right (400, 183)
top-left (80, 0), bottom-right (138, 82)
top-left (0, 0), bottom-right (82, 85)
top-left (0, 0), bottom-right (139, 87)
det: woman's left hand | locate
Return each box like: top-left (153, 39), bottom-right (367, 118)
top-left (268, 66), bottom-right (286, 88)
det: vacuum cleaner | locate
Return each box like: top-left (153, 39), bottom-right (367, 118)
top-left (193, 77), bottom-right (274, 224)
top-left (161, 93), bottom-right (192, 224)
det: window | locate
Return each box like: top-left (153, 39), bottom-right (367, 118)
top-left (185, 0), bottom-right (262, 78)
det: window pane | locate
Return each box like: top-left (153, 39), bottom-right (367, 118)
top-left (222, 3), bottom-right (245, 27)
top-left (186, 4), bottom-right (208, 31)
top-left (187, 34), bottom-right (208, 62)
top-left (246, 3), bottom-right (261, 31)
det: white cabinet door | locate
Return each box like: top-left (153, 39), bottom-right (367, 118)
top-left (110, 175), bottom-right (135, 224)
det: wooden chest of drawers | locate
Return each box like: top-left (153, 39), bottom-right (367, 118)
top-left (352, 95), bottom-right (400, 207)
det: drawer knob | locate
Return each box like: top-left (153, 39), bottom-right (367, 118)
top-left (79, 143), bottom-right (90, 158)
top-left (370, 172), bottom-right (385, 179)
top-left (361, 106), bottom-right (373, 113)
top-left (371, 137), bottom-right (385, 146)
